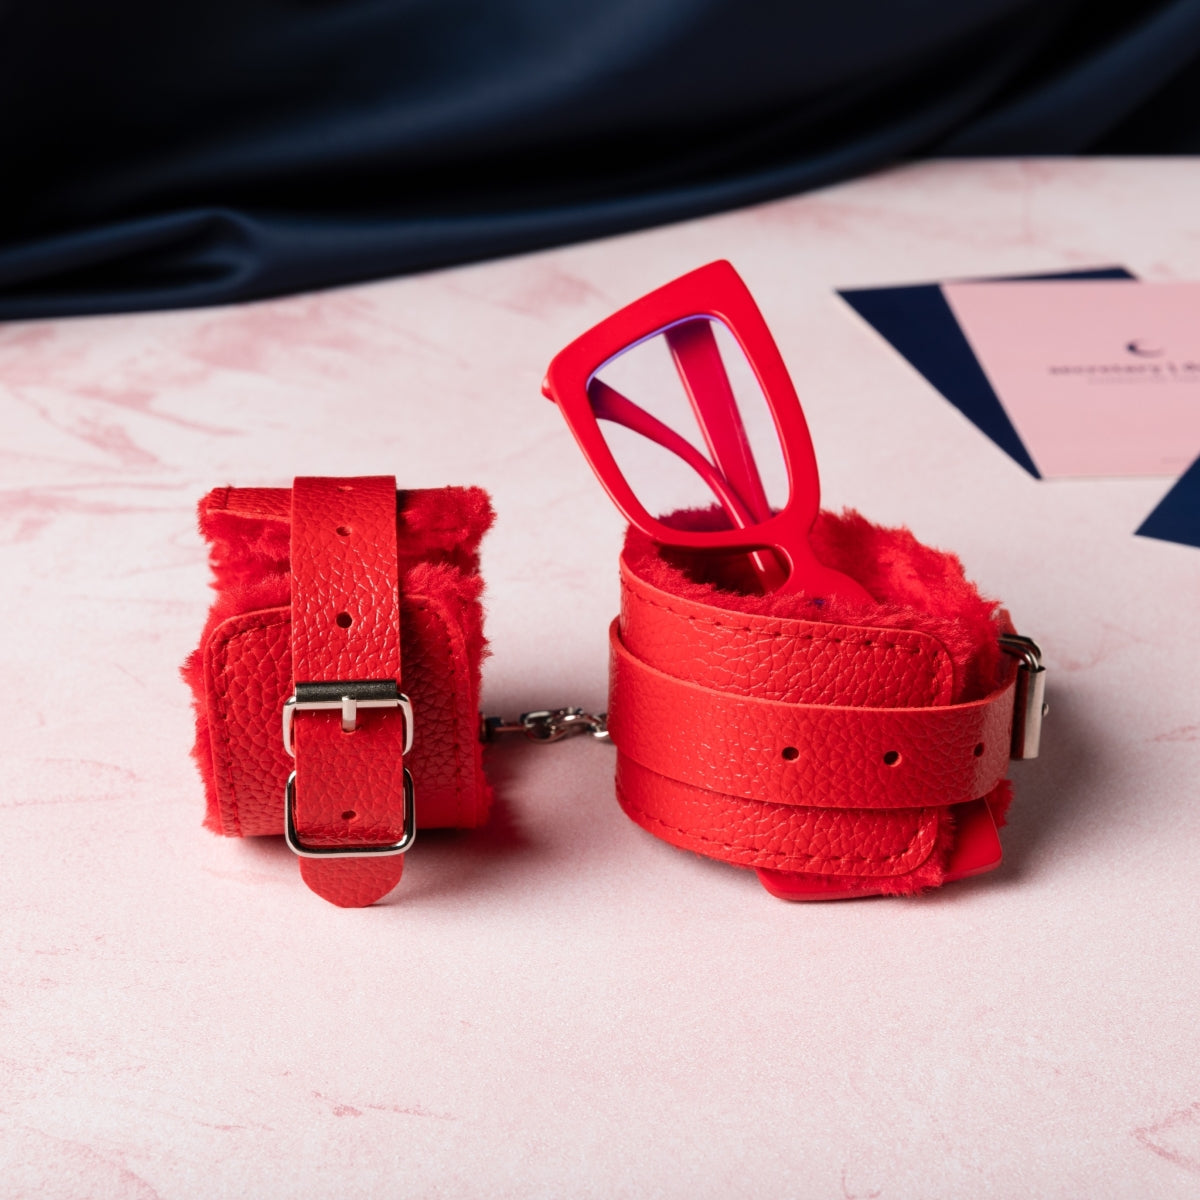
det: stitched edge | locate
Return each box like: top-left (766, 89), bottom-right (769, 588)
top-left (623, 586), bottom-right (955, 705)
top-left (617, 781), bottom-right (935, 872)
top-left (210, 613), bottom-right (283, 837)
top-left (207, 603), bottom-right (475, 830)
top-left (408, 595), bottom-right (469, 826)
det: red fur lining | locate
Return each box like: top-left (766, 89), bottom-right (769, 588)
top-left (182, 486), bottom-right (494, 834)
top-left (624, 507), bottom-right (1009, 704)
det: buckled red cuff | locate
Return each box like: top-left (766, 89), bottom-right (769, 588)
top-left (607, 528), bottom-right (1045, 900)
top-left (184, 477), bottom-right (494, 908)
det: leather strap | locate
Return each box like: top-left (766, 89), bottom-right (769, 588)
top-left (608, 620), bottom-right (1014, 810)
top-left (290, 476), bottom-right (410, 906)
top-left (615, 753), bottom-right (942, 876)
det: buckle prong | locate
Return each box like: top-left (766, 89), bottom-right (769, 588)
top-left (282, 679), bottom-right (413, 758)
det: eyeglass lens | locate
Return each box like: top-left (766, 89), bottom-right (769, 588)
top-left (586, 316), bottom-right (788, 532)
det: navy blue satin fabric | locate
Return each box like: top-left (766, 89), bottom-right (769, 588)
top-left (2, 0), bottom-right (1198, 318)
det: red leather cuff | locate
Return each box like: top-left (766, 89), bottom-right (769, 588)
top-left (183, 480), bottom-right (494, 907)
top-left (608, 511), bottom-right (1038, 898)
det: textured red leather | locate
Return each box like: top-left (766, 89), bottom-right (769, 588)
top-left (756, 796), bottom-right (1005, 899)
top-left (616, 754), bottom-right (942, 876)
top-left (185, 483), bottom-right (493, 906)
top-left (610, 552), bottom-right (1016, 893)
top-left (200, 599), bottom-right (483, 837)
top-left (608, 620), bottom-right (1014, 809)
top-left (289, 476), bottom-right (408, 906)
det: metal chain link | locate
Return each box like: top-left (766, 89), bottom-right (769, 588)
top-left (479, 707), bottom-right (609, 744)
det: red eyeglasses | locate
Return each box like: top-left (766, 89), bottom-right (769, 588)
top-left (542, 260), bottom-right (871, 603)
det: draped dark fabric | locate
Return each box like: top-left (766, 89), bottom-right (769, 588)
top-left (2, 0), bottom-right (1198, 319)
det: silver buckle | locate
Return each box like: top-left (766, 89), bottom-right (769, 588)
top-left (1000, 634), bottom-right (1047, 760)
top-left (282, 680), bottom-right (413, 758)
top-left (281, 679), bottom-right (416, 858)
top-left (284, 768), bottom-right (416, 858)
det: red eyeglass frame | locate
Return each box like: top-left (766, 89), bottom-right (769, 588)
top-left (541, 259), bottom-right (870, 602)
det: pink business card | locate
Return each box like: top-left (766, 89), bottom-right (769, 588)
top-left (941, 279), bottom-right (1200, 477)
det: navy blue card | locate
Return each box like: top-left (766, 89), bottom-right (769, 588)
top-left (1137, 456), bottom-right (1200, 548)
top-left (838, 267), bottom-right (1136, 478)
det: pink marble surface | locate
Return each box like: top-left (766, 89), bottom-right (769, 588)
top-left (2, 158), bottom-right (1199, 1199)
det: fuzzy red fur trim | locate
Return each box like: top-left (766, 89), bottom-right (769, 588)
top-left (624, 507), bottom-right (1009, 704)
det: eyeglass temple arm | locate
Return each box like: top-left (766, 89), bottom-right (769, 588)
top-left (587, 381), bottom-right (788, 591)
top-left (664, 321), bottom-right (773, 525)
top-left (663, 321), bottom-right (787, 590)
top-left (587, 379), bottom-right (761, 528)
